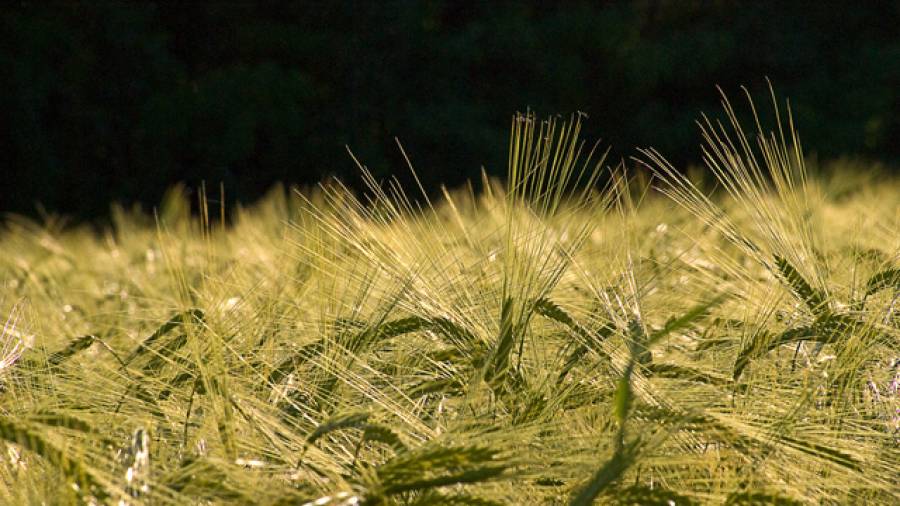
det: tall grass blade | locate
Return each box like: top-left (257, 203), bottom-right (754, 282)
top-left (484, 297), bottom-right (516, 386)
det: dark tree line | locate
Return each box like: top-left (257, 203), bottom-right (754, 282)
top-left (2, 1), bottom-right (898, 219)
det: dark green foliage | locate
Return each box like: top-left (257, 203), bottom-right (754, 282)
top-left (29, 411), bottom-right (98, 435)
top-left (4, 3), bottom-right (899, 220)
top-left (604, 485), bottom-right (699, 506)
top-left (360, 423), bottom-right (407, 453)
top-left (569, 438), bottom-right (643, 506)
top-left (510, 390), bottom-right (549, 426)
top-left (724, 491), bottom-right (805, 505)
top-left (533, 298), bottom-right (581, 332)
top-left (268, 314), bottom-right (468, 386)
top-left (375, 445), bottom-right (506, 496)
top-left (773, 255), bottom-right (826, 314)
top-left (645, 362), bottom-right (728, 385)
top-left (267, 341), bottom-right (325, 385)
top-left (533, 297), bottom-right (615, 384)
top-left (864, 267), bottom-right (900, 298)
top-left (375, 316), bottom-right (431, 339)
top-left (733, 311), bottom-right (862, 379)
top-left (555, 344), bottom-right (593, 386)
top-left (306, 411), bottom-right (371, 446)
top-left (484, 297), bottom-right (517, 387)
top-left (124, 309), bottom-right (204, 367)
top-left (649, 295), bottom-right (726, 343)
top-left (570, 320), bottom-right (647, 506)
top-left (615, 320), bottom-right (646, 425)
top-left (160, 457), bottom-right (255, 502)
top-left (45, 335), bottom-right (96, 368)
top-left (403, 491), bottom-right (503, 506)
top-left (140, 332), bottom-right (190, 374)
top-left (408, 377), bottom-right (464, 398)
top-left (0, 416), bottom-right (109, 499)
top-left (777, 433), bottom-right (861, 471)
top-left (430, 317), bottom-right (479, 347)
top-left (734, 327), bottom-right (814, 380)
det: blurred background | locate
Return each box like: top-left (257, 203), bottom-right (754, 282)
top-left (2, 1), bottom-right (899, 221)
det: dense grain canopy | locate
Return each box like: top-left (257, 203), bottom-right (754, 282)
top-left (0, 93), bottom-right (898, 504)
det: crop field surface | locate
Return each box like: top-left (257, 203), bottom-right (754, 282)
top-left (1, 94), bottom-right (899, 505)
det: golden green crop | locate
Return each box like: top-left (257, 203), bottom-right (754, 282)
top-left (1, 89), bottom-right (898, 504)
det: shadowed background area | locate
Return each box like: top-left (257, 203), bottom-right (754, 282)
top-left (2, 1), bottom-right (899, 220)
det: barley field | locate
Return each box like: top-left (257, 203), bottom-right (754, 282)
top-left (1, 93), bottom-right (898, 505)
